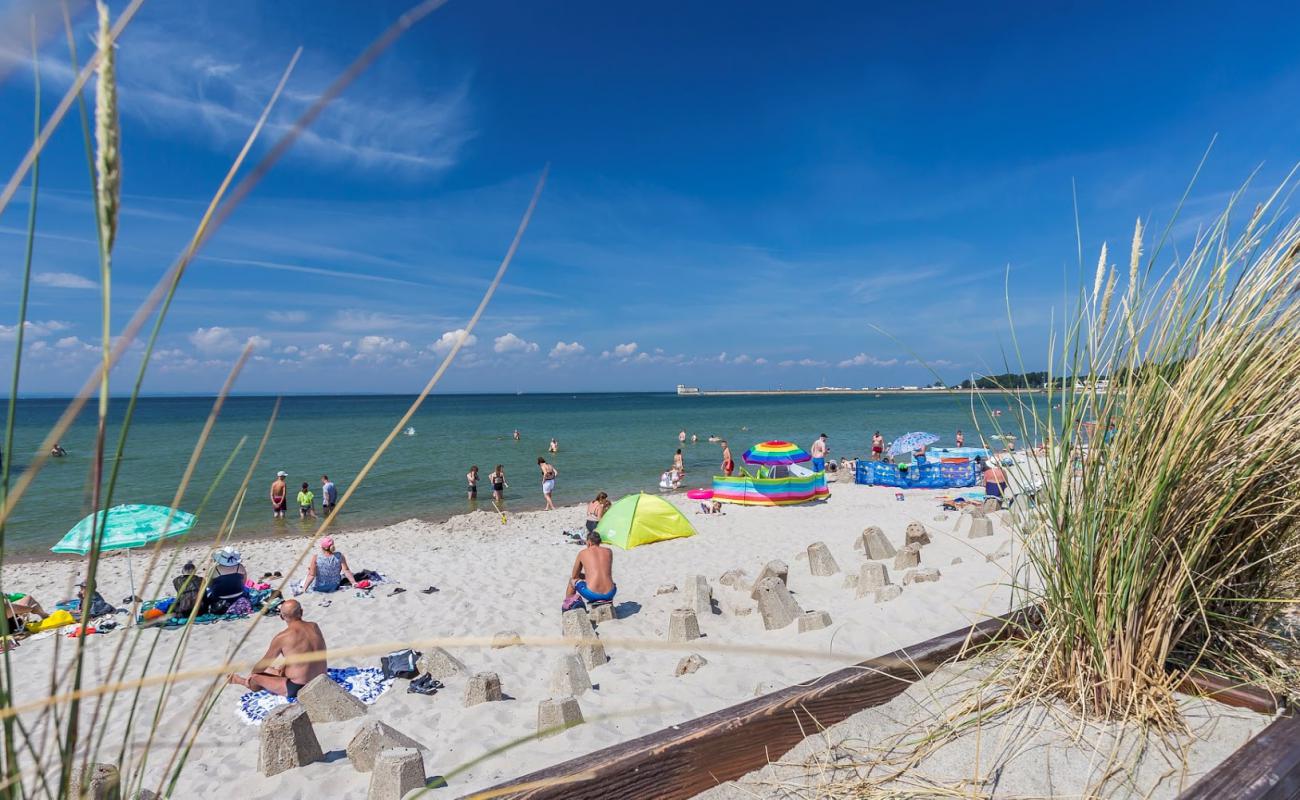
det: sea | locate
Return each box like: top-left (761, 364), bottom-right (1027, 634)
top-left (0, 392), bottom-right (1040, 556)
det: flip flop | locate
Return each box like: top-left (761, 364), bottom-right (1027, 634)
top-left (420, 586), bottom-right (439, 594)
top-left (388, 587), bottom-right (406, 596)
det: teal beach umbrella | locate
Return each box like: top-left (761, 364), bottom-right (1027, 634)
top-left (52, 504), bottom-right (197, 600)
top-left (52, 504), bottom-right (197, 554)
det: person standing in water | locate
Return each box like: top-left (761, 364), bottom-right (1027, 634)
top-left (673, 448), bottom-right (685, 474)
top-left (721, 441), bottom-right (735, 477)
top-left (270, 471), bottom-right (288, 519)
top-left (466, 465), bottom-right (479, 500)
top-left (549, 437), bottom-right (558, 454)
top-left (513, 429), bottom-right (520, 441)
top-left (538, 457), bottom-right (558, 510)
top-left (321, 475), bottom-right (338, 517)
top-left (955, 429), bottom-right (965, 448)
top-left (871, 431), bottom-right (884, 461)
top-left (489, 465), bottom-right (507, 502)
top-left (678, 429), bottom-right (686, 444)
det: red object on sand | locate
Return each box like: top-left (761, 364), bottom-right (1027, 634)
top-left (686, 489), bottom-right (714, 500)
top-left (67, 626), bottom-right (97, 638)
top-left (356, 580), bottom-right (372, 589)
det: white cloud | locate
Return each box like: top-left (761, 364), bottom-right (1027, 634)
top-left (549, 341), bottom-right (586, 358)
top-left (189, 326), bottom-right (267, 354)
top-left (732, 354), bottom-right (752, 365)
top-left (355, 335), bottom-right (411, 355)
top-left (0, 320), bottom-right (73, 341)
top-left (778, 358), bottom-right (830, 368)
top-left (432, 329), bottom-right (478, 355)
top-left (837, 353), bottom-right (900, 368)
top-left (34, 272), bottom-right (97, 290)
top-left (266, 310), bottom-right (308, 324)
top-left (494, 332), bottom-right (539, 354)
top-left (612, 342), bottom-right (638, 358)
top-left (754, 357), bottom-right (769, 365)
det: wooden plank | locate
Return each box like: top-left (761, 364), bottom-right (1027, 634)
top-left (1177, 669), bottom-right (1281, 715)
top-left (1176, 712), bottom-right (1300, 800)
top-left (467, 611), bottom-right (1033, 800)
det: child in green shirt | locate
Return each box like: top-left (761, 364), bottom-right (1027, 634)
top-left (297, 482), bottom-right (316, 519)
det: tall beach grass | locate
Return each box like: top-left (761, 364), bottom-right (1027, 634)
top-left (992, 183), bottom-right (1300, 728)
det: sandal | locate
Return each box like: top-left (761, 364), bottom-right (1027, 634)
top-left (388, 587), bottom-right (406, 596)
top-left (419, 586), bottom-right (439, 594)
top-left (407, 674), bottom-right (441, 695)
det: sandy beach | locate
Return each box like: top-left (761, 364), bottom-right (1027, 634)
top-left (4, 477), bottom-right (1023, 797)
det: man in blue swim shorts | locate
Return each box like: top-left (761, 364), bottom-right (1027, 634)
top-left (567, 530), bottom-right (616, 605)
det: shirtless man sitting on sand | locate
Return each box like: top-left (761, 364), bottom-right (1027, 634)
top-left (227, 600), bottom-right (326, 698)
top-left (566, 531), bottom-right (616, 605)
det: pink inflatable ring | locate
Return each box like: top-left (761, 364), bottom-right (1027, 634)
top-left (686, 488), bottom-right (714, 500)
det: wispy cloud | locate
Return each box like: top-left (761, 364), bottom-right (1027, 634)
top-left (34, 271), bottom-right (98, 290)
top-left (3, 10), bottom-right (475, 174)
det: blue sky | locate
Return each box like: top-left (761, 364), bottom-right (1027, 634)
top-left (1, 0), bottom-right (1298, 394)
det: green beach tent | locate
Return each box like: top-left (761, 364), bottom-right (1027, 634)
top-left (595, 493), bottom-right (697, 550)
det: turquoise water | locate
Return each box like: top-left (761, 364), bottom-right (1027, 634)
top-left (0, 392), bottom-right (1036, 555)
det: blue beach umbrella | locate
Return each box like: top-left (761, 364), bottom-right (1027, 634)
top-left (53, 504), bottom-right (197, 598)
top-left (888, 431), bottom-right (940, 457)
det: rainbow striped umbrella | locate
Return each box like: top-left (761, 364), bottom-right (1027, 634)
top-left (741, 440), bottom-right (811, 465)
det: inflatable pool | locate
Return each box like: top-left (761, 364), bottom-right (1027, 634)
top-left (686, 488), bottom-right (713, 500)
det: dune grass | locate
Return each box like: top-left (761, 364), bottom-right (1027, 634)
top-left (985, 181), bottom-right (1300, 729)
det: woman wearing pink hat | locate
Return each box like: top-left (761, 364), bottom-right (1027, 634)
top-left (305, 537), bottom-right (358, 593)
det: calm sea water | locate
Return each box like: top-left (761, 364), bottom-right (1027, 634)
top-left (0, 392), bottom-right (1038, 555)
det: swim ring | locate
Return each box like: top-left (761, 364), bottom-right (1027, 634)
top-left (686, 488), bottom-right (713, 500)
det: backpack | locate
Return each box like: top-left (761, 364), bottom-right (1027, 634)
top-left (172, 575), bottom-right (201, 618)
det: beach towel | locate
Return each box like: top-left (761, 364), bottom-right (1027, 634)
top-left (138, 589), bottom-right (272, 628)
top-left (235, 666), bottom-right (391, 725)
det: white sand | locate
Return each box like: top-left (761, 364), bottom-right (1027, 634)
top-left (693, 658), bottom-right (1274, 799)
top-left (4, 478), bottom-right (1024, 797)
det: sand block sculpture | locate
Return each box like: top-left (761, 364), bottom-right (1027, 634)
top-left (576, 639), bottom-right (608, 670)
top-left (798, 610), bottom-right (832, 632)
top-left (855, 562), bottom-right (891, 598)
top-left (588, 603), bottom-right (616, 623)
top-left (549, 653), bottom-right (592, 697)
top-left (754, 576), bottom-right (803, 630)
top-left (857, 526), bottom-right (897, 560)
top-left (806, 542), bottom-right (841, 576)
top-left (463, 672), bottom-right (503, 706)
top-left (904, 522), bottom-right (931, 546)
top-left (903, 567), bottom-right (942, 585)
top-left (297, 674), bottom-right (367, 723)
top-left (347, 721), bottom-right (424, 773)
top-left (749, 560), bottom-right (789, 600)
top-left (875, 584), bottom-right (903, 603)
top-left (668, 608), bottom-right (702, 642)
top-left (259, 704), bottom-right (323, 777)
top-left (367, 747), bottom-right (426, 800)
top-left (537, 696), bottom-right (585, 738)
top-left (894, 543), bottom-right (921, 570)
top-left (417, 648), bottom-right (466, 679)
top-left (681, 574), bottom-right (714, 615)
top-left (491, 630), bottom-right (523, 648)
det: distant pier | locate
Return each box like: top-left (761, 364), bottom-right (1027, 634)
top-left (675, 385), bottom-right (1040, 397)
